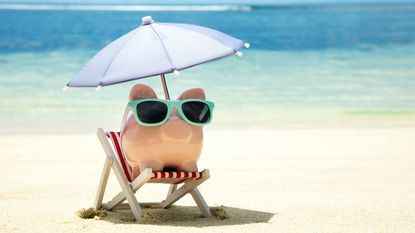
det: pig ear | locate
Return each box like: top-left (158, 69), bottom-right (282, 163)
top-left (128, 84), bottom-right (157, 101)
top-left (177, 88), bottom-right (206, 100)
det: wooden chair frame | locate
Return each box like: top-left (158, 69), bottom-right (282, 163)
top-left (93, 128), bottom-right (211, 222)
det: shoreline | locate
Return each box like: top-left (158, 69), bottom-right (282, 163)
top-left (2, 124), bottom-right (415, 135)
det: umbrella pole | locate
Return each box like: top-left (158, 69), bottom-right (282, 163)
top-left (160, 74), bottom-right (170, 100)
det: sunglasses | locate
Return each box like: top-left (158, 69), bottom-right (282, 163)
top-left (127, 98), bottom-right (215, 126)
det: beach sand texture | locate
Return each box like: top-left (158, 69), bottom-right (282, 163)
top-left (1, 128), bottom-right (415, 232)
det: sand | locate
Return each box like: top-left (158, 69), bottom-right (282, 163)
top-left (1, 128), bottom-right (415, 232)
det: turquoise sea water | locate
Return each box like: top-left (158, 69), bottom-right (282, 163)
top-left (1, 3), bottom-right (415, 133)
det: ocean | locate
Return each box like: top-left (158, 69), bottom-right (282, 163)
top-left (1, 3), bottom-right (415, 133)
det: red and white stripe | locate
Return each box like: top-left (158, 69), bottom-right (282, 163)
top-left (150, 171), bottom-right (202, 184)
top-left (107, 131), bottom-right (133, 182)
top-left (106, 131), bottom-right (203, 184)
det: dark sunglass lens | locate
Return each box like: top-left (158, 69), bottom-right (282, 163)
top-left (136, 101), bottom-right (168, 124)
top-left (182, 101), bottom-right (211, 124)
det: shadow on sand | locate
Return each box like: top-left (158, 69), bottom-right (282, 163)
top-left (101, 203), bottom-right (275, 226)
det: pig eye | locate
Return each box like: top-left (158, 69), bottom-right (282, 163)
top-left (182, 101), bottom-right (211, 124)
top-left (136, 101), bottom-right (168, 124)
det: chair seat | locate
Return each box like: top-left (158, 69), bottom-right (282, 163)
top-left (149, 171), bottom-right (203, 184)
top-left (107, 131), bottom-right (203, 184)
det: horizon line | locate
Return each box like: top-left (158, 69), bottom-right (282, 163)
top-left (1, 1), bottom-right (414, 12)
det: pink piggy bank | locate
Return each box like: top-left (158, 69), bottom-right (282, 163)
top-left (121, 84), bottom-right (207, 178)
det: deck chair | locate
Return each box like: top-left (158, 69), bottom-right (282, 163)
top-left (93, 128), bottom-right (211, 222)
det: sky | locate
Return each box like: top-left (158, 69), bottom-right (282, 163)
top-left (2, 0), bottom-right (415, 4)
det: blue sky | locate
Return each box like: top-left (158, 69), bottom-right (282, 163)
top-left (3, 0), bottom-right (415, 4)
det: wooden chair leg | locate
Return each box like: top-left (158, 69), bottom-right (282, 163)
top-left (93, 157), bottom-right (112, 209)
top-left (161, 173), bottom-right (209, 209)
top-left (167, 184), bottom-right (178, 195)
top-left (163, 184), bottom-right (178, 208)
top-left (190, 188), bottom-right (211, 217)
top-left (105, 168), bottom-right (153, 210)
top-left (111, 162), bottom-right (143, 222)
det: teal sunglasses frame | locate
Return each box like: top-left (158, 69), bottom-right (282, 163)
top-left (127, 98), bottom-right (215, 127)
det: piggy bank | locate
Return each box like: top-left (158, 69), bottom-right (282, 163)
top-left (121, 84), bottom-right (206, 178)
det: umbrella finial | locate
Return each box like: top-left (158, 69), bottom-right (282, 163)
top-left (62, 85), bottom-right (69, 92)
top-left (96, 85), bottom-right (102, 92)
top-left (141, 16), bottom-right (154, 26)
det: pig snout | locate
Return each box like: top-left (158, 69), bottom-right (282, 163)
top-left (161, 117), bottom-right (192, 143)
top-left (160, 108), bottom-right (193, 143)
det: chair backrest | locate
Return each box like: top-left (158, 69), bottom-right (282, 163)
top-left (107, 131), bottom-right (134, 182)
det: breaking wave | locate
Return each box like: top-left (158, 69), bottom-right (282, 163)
top-left (0, 4), bottom-right (252, 11)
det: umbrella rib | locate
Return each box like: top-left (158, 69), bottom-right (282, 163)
top-left (100, 28), bottom-right (142, 86)
top-left (149, 24), bottom-right (176, 71)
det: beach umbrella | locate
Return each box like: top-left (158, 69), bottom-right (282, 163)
top-left (65, 16), bottom-right (249, 99)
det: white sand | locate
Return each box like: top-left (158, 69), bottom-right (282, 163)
top-left (1, 128), bottom-right (415, 232)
